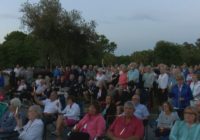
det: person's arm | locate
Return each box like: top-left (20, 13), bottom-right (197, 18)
top-left (107, 130), bottom-right (120, 140)
top-left (169, 121), bottom-right (180, 140)
top-left (106, 117), bottom-right (119, 140)
top-left (95, 116), bottom-right (106, 138)
top-left (31, 92), bottom-right (44, 106)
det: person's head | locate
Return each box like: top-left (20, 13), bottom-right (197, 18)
top-left (78, 75), bottom-right (84, 83)
top-left (66, 95), bottom-right (75, 105)
top-left (28, 105), bottom-right (42, 121)
top-left (176, 74), bottom-right (184, 85)
top-left (116, 106), bottom-right (124, 115)
top-left (184, 106), bottom-right (199, 124)
top-left (9, 98), bottom-right (21, 112)
top-left (88, 101), bottom-right (101, 115)
top-left (69, 74), bottom-right (75, 81)
top-left (124, 101), bottom-right (135, 118)
top-left (162, 102), bottom-right (173, 113)
top-left (192, 72), bottom-right (200, 82)
top-left (132, 94), bottom-right (140, 105)
top-left (105, 95), bottom-right (112, 105)
top-left (145, 65), bottom-right (151, 73)
top-left (49, 90), bottom-right (58, 101)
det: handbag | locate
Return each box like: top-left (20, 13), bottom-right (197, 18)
top-left (68, 131), bottom-right (90, 140)
top-left (155, 128), bottom-right (170, 137)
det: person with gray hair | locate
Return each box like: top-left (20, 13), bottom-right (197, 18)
top-left (107, 101), bottom-right (144, 140)
top-left (15, 105), bottom-right (44, 140)
top-left (0, 98), bottom-right (21, 133)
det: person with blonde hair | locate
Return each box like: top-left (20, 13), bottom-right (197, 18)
top-left (15, 105), bottom-right (44, 140)
top-left (169, 106), bottom-right (200, 140)
top-left (0, 98), bottom-right (21, 133)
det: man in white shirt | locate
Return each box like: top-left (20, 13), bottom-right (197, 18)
top-left (157, 66), bottom-right (169, 105)
top-left (32, 90), bottom-right (61, 124)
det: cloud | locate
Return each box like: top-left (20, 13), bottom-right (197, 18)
top-left (0, 14), bottom-right (19, 20)
top-left (116, 14), bottom-right (161, 22)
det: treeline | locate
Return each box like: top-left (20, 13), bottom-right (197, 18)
top-left (114, 40), bottom-right (200, 66)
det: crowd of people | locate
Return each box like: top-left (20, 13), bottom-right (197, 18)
top-left (0, 63), bottom-right (200, 140)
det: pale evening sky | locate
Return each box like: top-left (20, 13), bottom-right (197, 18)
top-left (0, 0), bottom-right (200, 55)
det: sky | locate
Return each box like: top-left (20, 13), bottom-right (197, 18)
top-left (0, 0), bottom-right (200, 56)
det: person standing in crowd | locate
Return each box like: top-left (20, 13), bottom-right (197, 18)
top-left (107, 101), bottom-right (144, 140)
top-left (127, 62), bottom-right (139, 88)
top-left (157, 65), bottom-right (169, 105)
top-left (169, 106), bottom-right (200, 140)
top-left (170, 74), bottom-right (193, 119)
top-left (155, 102), bottom-right (179, 140)
top-left (118, 65), bottom-right (128, 90)
top-left (142, 65), bottom-right (155, 107)
top-left (15, 105), bottom-right (44, 140)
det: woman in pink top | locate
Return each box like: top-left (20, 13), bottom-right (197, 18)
top-left (118, 65), bottom-right (128, 89)
top-left (73, 102), bottom-right (106, 140)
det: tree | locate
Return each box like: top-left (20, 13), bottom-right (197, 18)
top-left (131, 50), bottom-right (154, 65)
top-left (0, 31), bottom-right (38, 67)
top-left (154, 41), bottom-right (182, 65)
top-left (20, 0), bottom-right (117, 66)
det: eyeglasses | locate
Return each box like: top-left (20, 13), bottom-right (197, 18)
top-left (184, 112), bottom-right (196, 115)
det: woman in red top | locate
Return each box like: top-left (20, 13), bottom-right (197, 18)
top-left (107, 101), bottom-right (144, 140)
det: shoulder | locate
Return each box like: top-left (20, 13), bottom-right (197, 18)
top-left (34, 119), bottom-right (44, 125)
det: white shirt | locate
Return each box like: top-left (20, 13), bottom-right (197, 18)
top-left (42, 99), bottom-right (61, 114)
top-left (17, 84), bottom-right (27, 92)
top-left (157, 73), bottom-right (169, 89)
top-left (18, 119), bottom-right (44, 140)
top-left (14, 68), bottom-right (21, 78)
top-left (190, 81), bottom-right (200, 100)
top-left (61, 103), bottom-right (80, 120)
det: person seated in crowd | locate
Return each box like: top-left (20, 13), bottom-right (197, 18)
top-left (131, 94), bottom-right (150, 121)
top-left (170, 74), bottom-right (193, 119)
top-left (66, 73), bottom-right (79, 97)
top-left (107, 101), bottom-right (144, 140)
top-left (114, 86), bottom-right (131, 106)
top-left (15, 105), bottom-right (44, 140)
top-left (16, 79), bottom-right (27, 93)
top-left (32, 90), bottom-right (61, 124)
top-left (0, 98), bottom-right (21, 134)
top-left (95, 81), bottom-right (107, 104)
top-left (190, 72), bottom-right (200, 105)
top-left (116, 105), bottom-right (124, 116)
top-left (155, 102), bottom-right (179, 140)
top-left (71, 101), bottom-right (106, 140)
top-left (53, 96), bottom-right (80, 136)
top-left (35, 79), bottom-right (47, 97)
top-left (101, 95), bottom-right (116, 127)
top-left (169, 106), bottom-right (200, 140)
